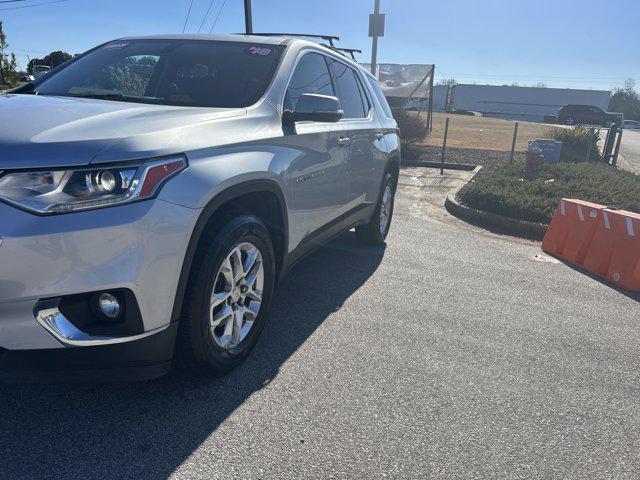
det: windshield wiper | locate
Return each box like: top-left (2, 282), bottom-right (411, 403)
top-left (66, 93), bottom-right (164, 105)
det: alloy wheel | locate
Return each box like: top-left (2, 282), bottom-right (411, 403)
top-left (379, 183), bottom-right (393, 235)
top-left (209, 242), bottom-right (264, 350)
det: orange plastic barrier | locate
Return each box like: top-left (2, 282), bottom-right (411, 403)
top-left (581, 209), bottom-right (616, 277)
top-left (542, 199), bottom-right (605, 265)
top-left (602, 210), bottom-right (640, 290)
top-left (543, 198), bottom-right (640, 292)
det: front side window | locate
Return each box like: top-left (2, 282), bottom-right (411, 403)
top-left (32, 40), bottom-right (285, 108)
top-left (328, 59), bottom-right (368, 119)
top-left (284, 52), bottom-right (334, 111)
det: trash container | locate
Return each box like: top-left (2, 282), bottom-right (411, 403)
top-left (528, 139), bottom-right (562, 164)
top-left (524, 146), bottom-right (545, 180)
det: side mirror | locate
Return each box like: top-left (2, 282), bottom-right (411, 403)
top-left (285, 93), bottom-right (343, 124)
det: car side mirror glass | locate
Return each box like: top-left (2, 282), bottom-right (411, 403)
top-left (285, 93), bottom-right (343, 124)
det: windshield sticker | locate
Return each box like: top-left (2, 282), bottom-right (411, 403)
top-left (103, 42), bottom-right (130, 50)
top-left (245, 46), bottom-right (272, 56)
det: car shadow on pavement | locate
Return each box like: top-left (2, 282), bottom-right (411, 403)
top-left (0, 231), bottom-right (386, 479)
top-left (557, 258), bottom-right (640, 303)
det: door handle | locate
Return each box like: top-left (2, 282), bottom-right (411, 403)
top-left (337, 137), bottom-right (351, 147)
top-left (374, 132), bottom-right (385, 140)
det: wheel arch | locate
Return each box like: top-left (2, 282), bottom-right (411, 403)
top-left (170, 179), bottom-right (289, 323)
top-left (384, 155), bottom-right (400, 189)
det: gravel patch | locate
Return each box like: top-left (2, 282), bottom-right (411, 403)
top-left (404, 144), bottom-right (525, 173)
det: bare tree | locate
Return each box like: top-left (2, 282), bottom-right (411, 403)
top-left (0, 21), bottom-right (7, 85)
top-left (624, 78), bottom-right (636, 94)
top-left (437, 78), bottom-right (458, 87)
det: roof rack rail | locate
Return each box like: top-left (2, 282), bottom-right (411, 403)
top-left (334, 47), bottom-right (362, 61)
top-left (318, 44), bottom-right (362, 61)
top-left (245, 32), bottom-right (340, 48)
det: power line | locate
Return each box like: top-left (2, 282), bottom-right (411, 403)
top-left (182, 0), bottom-right (195, 34)
top-left (208, 0), bottom-right (228, 33)
top-left (434, 65), bottom-right (449, 79)
top-left (429, 68), bottom-right (635, 87)
top-left (197, 0), bottom-right (216, 34)
top-left (446, 73), bottom-right (634, 81)
top-left (0, 0), bottom-right (66, 10)
top-left (0, 1), bottom-right (34, 3)
top-left (15, 48), bottom-right (50, 54)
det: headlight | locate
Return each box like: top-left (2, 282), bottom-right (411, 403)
top-left (0, 155), bottom-right (187, 214)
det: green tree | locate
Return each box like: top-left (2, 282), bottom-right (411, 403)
top-left (0, 21), bottom-right (16, 85)
top-left (27, 50), bottom-right (72, 74)
top-left (2, 52), bottom-right (18, 83)
top-left (609, 78), bottom-right (640, 121)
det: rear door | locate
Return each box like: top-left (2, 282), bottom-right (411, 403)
top-left (588, 106), bottom-right (604, 124)
top-left (326, 58), bottom-right (380, 210)
top-left (284, 52), bottom-right (349, 250)
top-left (579, 105), bottom-right (593, 124)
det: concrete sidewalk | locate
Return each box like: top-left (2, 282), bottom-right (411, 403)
top-left (618, 129), bottom-right (640, 173)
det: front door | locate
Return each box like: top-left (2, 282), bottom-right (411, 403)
top-left (284, 52), bottom-right (349, 250)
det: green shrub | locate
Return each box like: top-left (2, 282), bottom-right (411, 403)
top-left (458, 162), bottom-right (640, 224)
top-left (545, 126), bottom-right (601, 163)
top-left (392, 108), bottom-right (427, 146)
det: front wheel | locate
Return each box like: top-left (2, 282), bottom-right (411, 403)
top-left (177, 214), bottom-right (275, 376)
top-left (355, 172), bottom-right (396, 245)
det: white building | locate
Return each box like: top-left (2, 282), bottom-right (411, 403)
top-left (433, 84), bottom-right (449, 112)
top-left (449, 84), bottom-right (612, 122)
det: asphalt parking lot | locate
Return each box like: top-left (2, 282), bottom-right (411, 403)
top-left (1, 167), bottom-right (639, 479)
top-left (619, 128), bottom-right (640, 173)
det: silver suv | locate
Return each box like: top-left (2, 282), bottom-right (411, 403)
top-left (0, 34), bottom-right (399, 381)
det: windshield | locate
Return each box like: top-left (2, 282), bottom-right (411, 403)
top-left (32, 39), bottom-right (285, 108)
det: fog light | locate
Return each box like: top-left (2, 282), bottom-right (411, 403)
top-left (97, 293), bottom-right (121, 319)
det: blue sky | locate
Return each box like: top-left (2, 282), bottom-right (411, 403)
top-left (2, 0), bottom-right (638, 90)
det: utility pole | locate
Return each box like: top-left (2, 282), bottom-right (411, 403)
top-left (244, 0), bottom-right (253, 34)
top-left (369, 0), bottom-right (385, 77)
top-left (370, 0), bottom-right (380, 76)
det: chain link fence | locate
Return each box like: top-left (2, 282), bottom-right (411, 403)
top-left (401, 112), bottom-right (629, 172)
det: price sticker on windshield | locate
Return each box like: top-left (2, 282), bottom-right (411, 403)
top-left (245, 46), bottom-right (273, 56)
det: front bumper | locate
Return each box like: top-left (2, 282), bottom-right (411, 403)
top-left (0, 198), bottom-right (200, 377)
top-left (0, 322), bottom-right (178, 382)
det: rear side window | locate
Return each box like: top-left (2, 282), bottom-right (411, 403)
top-left (284, 52), bottom-right (334, 111)
top-left (367, 76), bottom-right (393, 118)
top-left (328, 59), bottom-right (367, 119)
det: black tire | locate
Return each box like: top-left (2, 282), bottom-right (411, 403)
top-left (176, 214), bottom-right (275, 376)
top-left (355, 171), bottom-right (396, 245)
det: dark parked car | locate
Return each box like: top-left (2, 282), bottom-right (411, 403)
top-left (557, 104), bottom-right (623, 127)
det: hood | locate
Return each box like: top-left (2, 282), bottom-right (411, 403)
top-left (0, 94), bottom-right (246, 169)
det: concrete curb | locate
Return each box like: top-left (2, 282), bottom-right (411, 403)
top-left (445, 194), bottom-right (548, 241)
top-left (401, 160), bottom-right (477, 171)
top-left (439, 164), bottom-right (548, 241)
top-left (404, 159), bottom-right (548, 240)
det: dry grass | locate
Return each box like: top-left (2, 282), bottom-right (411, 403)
top-left (418, 112), bottom-right (559, 152)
